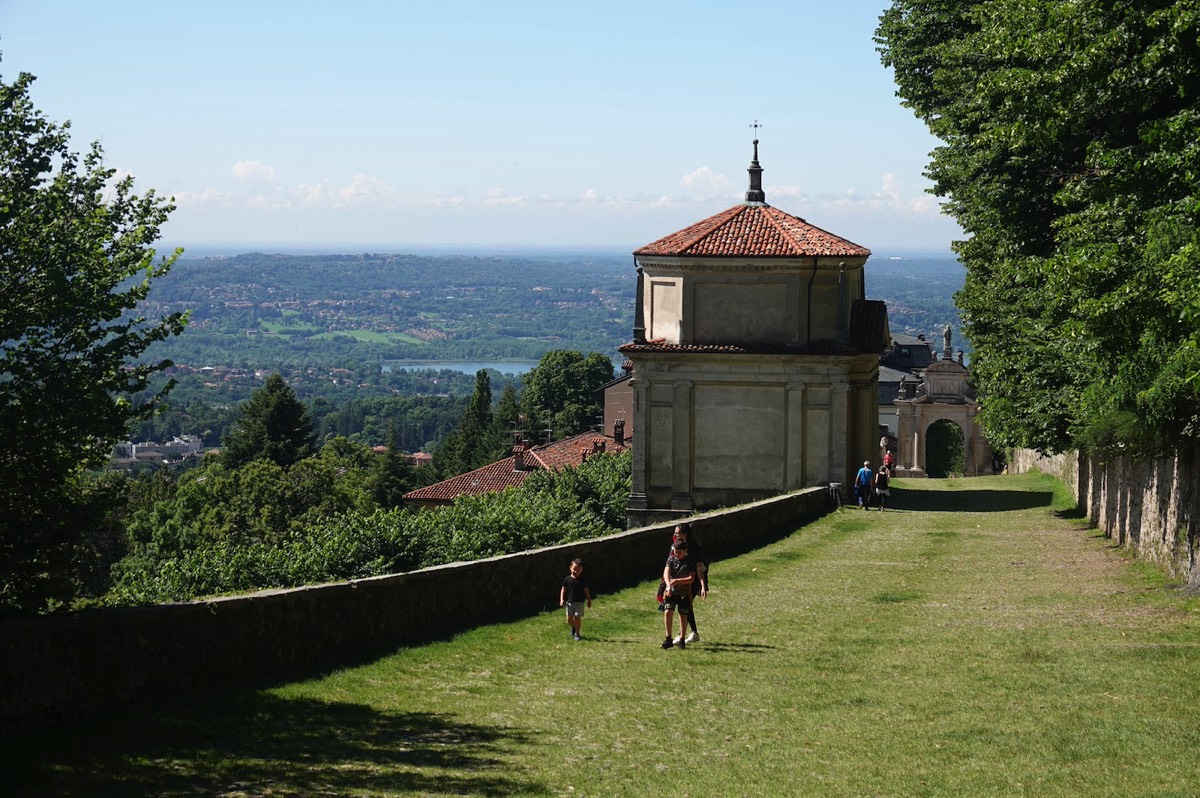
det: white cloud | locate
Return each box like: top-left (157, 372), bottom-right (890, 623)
top-left (815, 174), bottom-right (944, 219)
top-left (680, 166), bottom-right (731, 193)
top-left (339, 173), bottom-right (393, 202)
top-left (231, 160), bottom-right (279, 182)
top-left (767, 183), bottom-right (807, 202)
top-left (173, 187), bottom-right (235, 208)
top-left (482, 187), bottom-right (524, 207)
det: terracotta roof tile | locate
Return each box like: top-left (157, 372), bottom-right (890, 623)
top-left (403, 432), bottom-right (630, 505)
top-left (402, 456), bottom-right (531, 503)
top-left (635, 204), bottom-right (870, 258)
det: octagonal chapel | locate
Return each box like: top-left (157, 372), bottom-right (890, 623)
top-left (621, 140), bottom-right (889, 522)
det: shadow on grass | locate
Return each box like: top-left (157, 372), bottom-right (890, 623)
top-left (696, 641), bottom-right (776, 654)
top-left (3, 692), bottom-right (543, 797)
top-left (889, 488), bottom-right (1055, 513)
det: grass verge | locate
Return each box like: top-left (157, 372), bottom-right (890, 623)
top-left (5, 473), bottom-right (1198, 797)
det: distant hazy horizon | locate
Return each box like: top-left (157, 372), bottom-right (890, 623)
top-left (168, 242), bottom-right (961, 260)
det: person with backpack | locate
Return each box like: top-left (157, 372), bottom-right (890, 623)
top-left (660, 539), bottom-right (695, 650)
top-left (669, 523), bottom-right (706, 644)
top-left (874, 465), bottom-right (892, 512)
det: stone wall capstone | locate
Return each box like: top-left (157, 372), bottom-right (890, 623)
top-left (1, 486), bottom-right (832, 734)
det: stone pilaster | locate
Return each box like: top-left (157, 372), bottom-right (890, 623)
top-left (671, 379), bottom-right (694, 510)
top-left (831, 381), bottom-right (849, 483)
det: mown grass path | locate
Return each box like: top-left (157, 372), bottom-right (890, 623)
top-left (7, 473), bottom-right (1199, 797)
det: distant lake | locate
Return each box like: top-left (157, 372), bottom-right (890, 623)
top-left (381, 359), bottom-right (540, 376)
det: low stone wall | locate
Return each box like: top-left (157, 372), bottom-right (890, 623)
top-left (0, 486), bottom-right (832, 733)
top-left (1011, 446), bottom-right (1199, 585)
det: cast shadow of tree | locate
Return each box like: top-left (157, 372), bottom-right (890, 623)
top-left (888, 487), bottom-right (1056, 513)
top-left (6, 693), bottom-right (544, 797)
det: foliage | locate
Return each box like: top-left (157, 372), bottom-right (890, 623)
top-left (221, 374), bottom-right (317, 469)
top-left (521, 350), bottom-right (614, 438)
top-left (924, 419), bottom-right (965, 477)
top-left (0, 68), bottom-right (186, 614)
top-left (108, 449), bottom-right (631, 605)
top-left (433, 369), bottom-right (510, 477)
top-left (877, 0), bottom-right (1200, 454)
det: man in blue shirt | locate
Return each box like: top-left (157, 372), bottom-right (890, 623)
top-left (855, 460), bottom-right (874, 510)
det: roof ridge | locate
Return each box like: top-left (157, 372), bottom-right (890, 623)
top-left (761, 205), bottom-right (799, 248)
top-left (676, 204), bottom-right (746, 255)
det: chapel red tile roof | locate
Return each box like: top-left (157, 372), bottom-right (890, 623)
top-left (403, 432), bottom-right (630, 506)
top-left (634, 203), bottom-right (871, 258)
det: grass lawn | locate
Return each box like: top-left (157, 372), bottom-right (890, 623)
top-left (6, 473), bottom-right (1199, 797)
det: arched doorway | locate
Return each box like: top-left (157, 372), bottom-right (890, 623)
top-left (925, 419), bottom-right (964, 477)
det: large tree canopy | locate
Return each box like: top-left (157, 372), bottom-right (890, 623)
top-left (0, 68), bottom-right (186, 613)
top-left (221, 374), bottom-right (317, 470)
top-left (877, 0), bottom-right (1200, 453)
top-left (521, 350), bottom-right (614, 440)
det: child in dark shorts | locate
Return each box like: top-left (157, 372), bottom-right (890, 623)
top-left (560, 558), bottom-right (592, 641)
top-left (660, 540), bottom-right (694, 650)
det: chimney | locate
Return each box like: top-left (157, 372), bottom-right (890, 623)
top-left (613, 419), bottom-right (626, 445)
top-left (512, 445), bottom-right (533, 471)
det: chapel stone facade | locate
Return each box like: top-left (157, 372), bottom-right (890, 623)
top-left (621, 141), bottom-right (889, 523)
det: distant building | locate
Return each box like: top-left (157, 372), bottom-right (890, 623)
top-left (405, 452), bottom-right (434, 469)
top-left (598, 360), bottom-right (634, 447)
top-left (402, 429), bottom-right (630, 510)
top-left (109, 435), bottom-right (205, 471)
top-left (891, 326), bottom-right (994, 477)
top-left (621, 139), bottom-right (889, 523)
top-left (878, 333), bottom-right (936, 438)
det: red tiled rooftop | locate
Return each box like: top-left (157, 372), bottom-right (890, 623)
top-left (403, 432), bottom-right (630, 505)
top-left (401, 456), bottom-right (531, 503)
top-left (634, 204), bottom-right (870, 258)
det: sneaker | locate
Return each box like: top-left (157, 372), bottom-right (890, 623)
top-left (573, 633), bottom-right (582, 641)
top-left (672, 635), bottom-right (683, 645)
top-left (685, 632), bottom-right (699, 644)
top-left (676, 639), bottom-right (686, 650)
top-left (661, 637), bottom-right (673, 650)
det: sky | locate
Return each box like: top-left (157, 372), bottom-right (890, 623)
top-left (0, 1), bottom-right (963, 254)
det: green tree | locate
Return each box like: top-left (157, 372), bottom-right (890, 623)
top-left (0, 69), bottom-right (186, 614)
top-left (522, 350), bottom-right (614, 439)
top-left (371, 422), bottom-right (413, 508)
top-left (435, 369), bottom-right (509, 476)
top-left (221, 374), bottom-right (317, 469)
top-left (877, 0), bottom-right (1200, 453)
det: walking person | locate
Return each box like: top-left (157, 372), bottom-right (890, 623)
top-left (660, 539), bottom-right (694, 650)
top-left (855, 460), bottom-right (874, 510)
top-left (560, 558), bottom-right (592, 641)
top-left (874, 465), bottom-right (892, 511)
top-left (671, 523), bottom-right (707, 644)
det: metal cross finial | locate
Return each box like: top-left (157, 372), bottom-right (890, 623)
top-left (750, 119), bottom-right (762, 138)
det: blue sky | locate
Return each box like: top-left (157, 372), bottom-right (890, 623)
top-left (0, 1), bottom-right (962, 253)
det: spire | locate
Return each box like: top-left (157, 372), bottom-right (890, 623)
top-left (745, 120), bottom-right (766, 205)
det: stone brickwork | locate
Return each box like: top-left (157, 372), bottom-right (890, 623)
top-left (1, 486), bottom-right (832, 733)
top-left (1011, 446), bottom-right (1199, 585)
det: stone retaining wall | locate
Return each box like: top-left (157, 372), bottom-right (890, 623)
top-left (0, 486), bottom-right (831, 733)
top-left (1011, 446), bottom-right (1199, 585)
